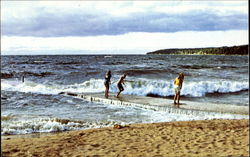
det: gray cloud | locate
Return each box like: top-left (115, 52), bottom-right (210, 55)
top-left (2, 10), bottom-right (247, 37)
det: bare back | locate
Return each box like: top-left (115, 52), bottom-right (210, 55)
top-left (117, 74), bottom-right (126, 85)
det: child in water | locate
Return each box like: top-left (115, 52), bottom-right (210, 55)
top-left (173, 73), bottom-right (184, 107)
top-left (104, 70), bottom-right (112, 98)
top-left (116, 74), bottom-right (126, 97)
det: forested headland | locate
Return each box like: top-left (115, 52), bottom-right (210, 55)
top-left (147, 45), bottom-right (248, 55)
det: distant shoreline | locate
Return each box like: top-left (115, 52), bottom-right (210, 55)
top-left (147, 45), bottom-right (248, 55)
top-left (1, 45), bottom-right (248, 55)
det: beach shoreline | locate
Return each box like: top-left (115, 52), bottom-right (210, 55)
top-left (2, 119), bottom-right (249, 157)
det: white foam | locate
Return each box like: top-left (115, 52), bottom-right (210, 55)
top-left (2, 109), bottom-right (247, 135)
top-left (1, 117), bottom-right (117, 135)
top-left (2, 77), bottom-right (248, 135)
top-left (114, 79), bottom-right (248, 97)
top-left (1, 80), bottom-right (61, 95)
top-left (1, 78), bottom-right (248, 97)
top-left (181, 81), bottom-right (249, 97)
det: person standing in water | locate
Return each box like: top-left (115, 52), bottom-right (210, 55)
top-left (104, 70), bottom-right (112, 98)
top-left (116, 74), bottom-right (127, 98)
top-left (173, 73), bottom-right (184, 107)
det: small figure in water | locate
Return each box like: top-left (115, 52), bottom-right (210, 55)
top-left (22, 75), bottom-right (25, 83)
top-left (104, 70), bottom-right (112, 98)
top-left (173, 73), bottom-right (184, 107)
top-left (116, 74), bottom-right (126, 98)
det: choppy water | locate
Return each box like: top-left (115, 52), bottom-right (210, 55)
top-left (1, 55), bottom-right (249, 135)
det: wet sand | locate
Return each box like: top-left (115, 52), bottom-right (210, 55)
top-left (2, 119), bottom-right (249, 157)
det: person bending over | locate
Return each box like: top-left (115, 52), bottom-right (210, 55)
top-left (116, 74), bottom-right (126, 98)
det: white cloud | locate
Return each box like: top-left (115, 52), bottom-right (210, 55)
top-left (2, 1), bottom-right (248, 18)
top-left (1, 1), bottom-right (248, 55)
top-left (2, 30), bottom-right (248, 55)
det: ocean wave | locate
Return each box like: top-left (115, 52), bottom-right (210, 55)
top-left (116, 79), bottom-right (249, 97)
top-left (55, 61), bottom-right (87, 65)
top-left (1, 117), bottom-right (118, 135)
top-left (1, 80), bottom-right (62, 95)
top-left (180, 81), bottom-right (249, 97)
top-left (18, 61), bottom-right (50, 65)
top-left (22, 71), bottom-right (55, 77)
top-left (1, 71), bottom-right (54, 79)
top-left (1, 115), bottom-right (16, 121)
top-left (2, 113), bottom-right (248, 135)
top-left (121, 69), bottom-right (175, 76)
top-left (1, 73), bottom-right (14, 79)
top-left (1, 79), bottom-right (105, 95)
top-left (177, 65), bottom-right (213, 69)
top-left (176, 65), bottom-right (239, 70)
top-left (1, 79), bottom-right (248, 97)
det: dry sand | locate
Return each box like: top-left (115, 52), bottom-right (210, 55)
top-left (1, 119), bottom-right (249, 157)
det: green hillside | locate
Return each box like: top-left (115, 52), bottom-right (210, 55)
top-left (147, 45), bottom-right (248, 55)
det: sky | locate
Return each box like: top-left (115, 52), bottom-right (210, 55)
top-left (1, 1), bottom-right (249, 55)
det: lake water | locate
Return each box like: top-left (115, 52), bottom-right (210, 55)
top-left (1, 55), bottom-right (248, 135)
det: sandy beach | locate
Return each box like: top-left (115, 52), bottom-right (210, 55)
top-left (1, 119), bottom-right (249, 157)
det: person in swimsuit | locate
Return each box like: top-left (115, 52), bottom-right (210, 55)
top-left (116, 74), bottom-right (126, 98)
top-left (104, 70), bottom-right (112, 98)
top-left (173, 73), bottom-right (184, 107)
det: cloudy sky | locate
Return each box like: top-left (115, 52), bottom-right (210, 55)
top-left (1, 1), bottom-right (248, 55)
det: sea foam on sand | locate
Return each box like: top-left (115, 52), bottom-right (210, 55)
top-left (2, 119), bottom-right (249, 157)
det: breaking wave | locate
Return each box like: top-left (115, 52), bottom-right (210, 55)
top-left (1, 78), bottom-right (248, 97)
top-left (2, 111), bottom-right (248, 135)
top-left (1, 116), bottom-right (118, 135)
top-left (1, 71), bottom-right (54, 79)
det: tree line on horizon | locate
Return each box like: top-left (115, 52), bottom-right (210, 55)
top-left (147, 45), bottom-right (248, 55)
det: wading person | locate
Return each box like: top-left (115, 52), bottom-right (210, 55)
top-left (104, 70), bottom-right (112, 98)
top-left (173, 73), bottom-right (184, 107)
top-left (116, 74), bottom-right (126, 98)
